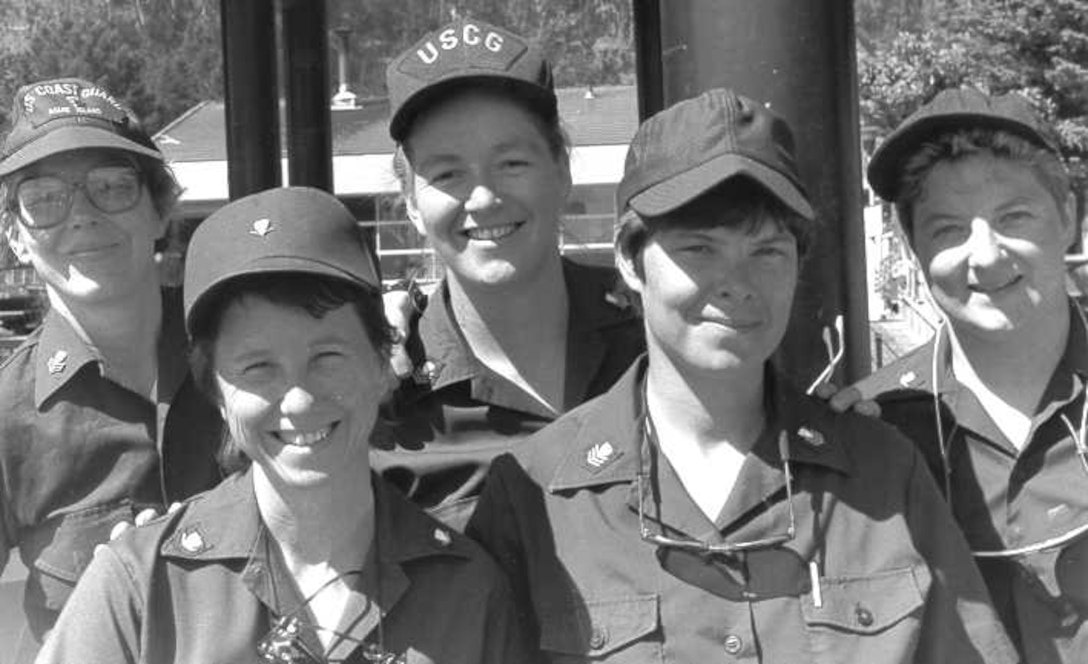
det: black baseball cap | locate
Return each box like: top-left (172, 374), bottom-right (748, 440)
top-left (184, 186), bottom-right (381, 335)
top-left (386, 17), bottom-right (556, 142)
top-left (617, 88), bottom-right (814, 220)
top-left (0, 78), bottom-right (162, 176)
top-left (867, 87), bottom-right (1060, 201)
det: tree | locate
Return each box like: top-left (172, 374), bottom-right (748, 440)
top-left (857, 0), bottom-right (1088, 184)
top-left (0, 0), bottom-right (222, 133)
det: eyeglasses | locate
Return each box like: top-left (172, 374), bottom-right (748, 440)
top-left (638, 415), bottom-right (806, 599)
top-left (930, 316), bottom-right (1088, 615)
top-left (15, 164), bottom-right (143, 229)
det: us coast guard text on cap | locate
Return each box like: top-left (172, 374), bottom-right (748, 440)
top-left (415, 23), bottom-right (505, 64)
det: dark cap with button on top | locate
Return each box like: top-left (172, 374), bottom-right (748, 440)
top-left (183, 186), bottom-right (381, 335)
top-left (866, 87), bottom-right (1061, 202)
top-left (616, 88), bottom-right (814, 221)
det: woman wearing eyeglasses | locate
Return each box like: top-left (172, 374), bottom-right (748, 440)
top-left (37, 187), bottom-right (527, 664)
top-left (0, 78), bottom-right (222, 660)
top-left (467, 90), bottom-right (1016, 663)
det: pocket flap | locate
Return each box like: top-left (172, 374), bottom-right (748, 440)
top-left (31, 501), bottom-right (138, 583)
top-left (539, 595), bottom-right (658, 656)
top-left (803, 566), bottom-right (930, 635)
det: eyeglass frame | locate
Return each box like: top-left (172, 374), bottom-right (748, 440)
top-left (636, 412), bottom-right (798, 557)
top-left (929, 315), bottom-right (1088, 559)
top-left (10, 161), bottom-right (145, 230)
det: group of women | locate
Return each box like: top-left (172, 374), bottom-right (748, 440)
top-left (4, 15), bottom-right (1039, 664)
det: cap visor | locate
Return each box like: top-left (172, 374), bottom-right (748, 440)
top-left (0, 125), bottom-right (163, 176)
top-left (867, 112), bottom-right (1056, 201)
top-left (184, 256), bottom-right (378, 333)
top-left (629, 153), bottom-right (815, 220)
top-left (390, 75), bottom-right (556, 141)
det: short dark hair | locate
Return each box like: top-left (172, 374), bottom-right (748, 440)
top-left (616, 176), bottom-right (815, 271)
top-left (187, 272), bottom-right (394, 473)
top-left (892, 127), bottom-right (1071, 241)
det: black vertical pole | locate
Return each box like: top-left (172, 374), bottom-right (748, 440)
top-left (637, 0), bottom-right (871, 384)
top-left (281, 0), bottom-right (334, 192)
top-left (632, 0), bottom-right (665, 121)
top-left (219, 0), bottom-right (281, 199)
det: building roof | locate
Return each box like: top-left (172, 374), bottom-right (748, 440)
top-left (155, 85), bottom-right (639, 204)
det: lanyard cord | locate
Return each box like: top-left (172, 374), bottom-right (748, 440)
top-left (260, 525), bottom-right (392, 663)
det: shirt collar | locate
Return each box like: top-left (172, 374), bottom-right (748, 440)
top-left (411, 258), bottom-right (639, 397)
top-left (546, 358), bottom-right (854, 494)
top-left (32, 287), bottom-right (188, 409)
top-left (160, 469), bottom-right (474, 565)
top-left (34, 308), bottom-right (103, 409)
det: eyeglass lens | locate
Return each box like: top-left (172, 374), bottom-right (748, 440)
top-left (656, 546), bottom-right (811, 601)
top-left (1056, 534), bottom-right (1088, 614)
top-left (17, 165), bottom-right (142, 228)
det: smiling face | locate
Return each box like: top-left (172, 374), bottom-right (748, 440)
top-left (4, 148), bottom-right (165, 306)
top-left (910, 153), bottom-right (1075, 343)
top-left (620, 213), bottom-right (799, 377)
top-left (402, 89), bottom-right (571, 290)
top-left (212, 295), bottom-right (390, 491)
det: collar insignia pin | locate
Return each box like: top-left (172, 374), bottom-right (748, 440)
top-left (413, 359), bottom-right (441, 386)
top-left (586, 441), bottom-right (615, 468)
top-left (797, 426), bottom-right (826, 448)
top-left (179, 528), bottom-right (206, 554)
top-left (46, 350), bottom-right (68, 375)
top-left (898, 370), bottom-right (917, 387)
top-left (433, 528), bottom-right (452, 547)
top-left (249, 218), bottom-right (274, 237)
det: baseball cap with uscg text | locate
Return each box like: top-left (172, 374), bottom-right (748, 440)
top-left (0, 77), bottom-right (162, 176)
top-left (386, 17), bottom-right (557, 142)
top-left (616, 88), bottom-right (815, 221)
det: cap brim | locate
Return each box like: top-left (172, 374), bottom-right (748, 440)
top-left (628, 153), bottom-right (815, 220)
top-left (0, 125), bottom-right (163, 176)
top-left (389, 75), bottom-right (557, 142)
top-left (184, 256), bottom-right (378, 333)
top-left (867, 112), bottom-right (1056, 201)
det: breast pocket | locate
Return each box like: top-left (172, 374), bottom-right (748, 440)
top-left (28, 499), bottom-right (143, 612)
top-left (801, 565), bottom-right (931, 664)
top-left (538, 595), bottom-right (659, 663)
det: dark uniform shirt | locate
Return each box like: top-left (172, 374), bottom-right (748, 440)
top-left (468, 358), bottom-right (1016, 664)
top-left (38, 470), bottom-right (529, 664)
top-left (854, 299), bottom-right (1088, 664)
top-left (373, 259), bottom-right (643, 529)
top-left (0, 289), bottom-right (222, 643)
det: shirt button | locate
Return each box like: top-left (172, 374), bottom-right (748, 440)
top-left (855, 605), bottom-right (874, 627)
top-left (589, 626), bottom-right (609, 650)
top-left (723, 634), bottom-right (743, 655)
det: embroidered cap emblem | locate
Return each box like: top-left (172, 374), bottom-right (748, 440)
top-left (46, 350), bottom-right (68, 375)
top-left (249, 218), bottom-right (274, 237)
top-left (797, 426), bottom-right (826, 448)
top-left (586, 441), bottom-right (615, 468)
top-left (179, 527), bottom-right (207, 554)
top-left (898, 370), bottom-right (917, 388)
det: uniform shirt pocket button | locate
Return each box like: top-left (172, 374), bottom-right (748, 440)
top-left (589, 625), bottom-right (609, 650)
top-left (723, 634), bottom-right (743, 655)
top-left (855, 604), bottom-right (874, 627)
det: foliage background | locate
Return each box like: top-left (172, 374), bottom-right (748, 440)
top-left (0, 0), bottom-right (635, 135)
top-left (856, 0), bottom-right (1088, 186)
top-left (0, 0), bottom-right (1085, 183)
